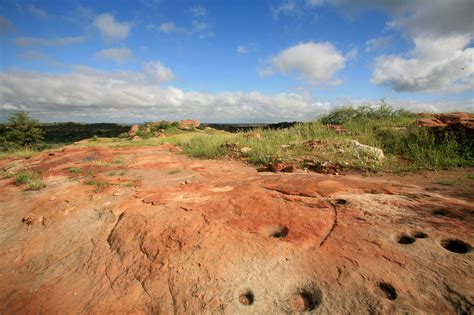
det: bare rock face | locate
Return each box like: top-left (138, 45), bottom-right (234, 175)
top-left (0, 145), bottom-right (472, 314)
top-left (417, 112), bottom-right (474, 129)
top-left (178, 119), bottom-right (200, 130)
top-left (127, 124), bottom-right (140, 137)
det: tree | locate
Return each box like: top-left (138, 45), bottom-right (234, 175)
top-left (4, 111), bottom-right (44, 147)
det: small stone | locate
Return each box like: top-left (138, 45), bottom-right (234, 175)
top-left (185, 180), bottom-right (191, 184)
top-left (113, 191), bottom-right (122, 196)
top-left (239, 293), bottom-right (253, 306)
top-left (49, 196), bottom-right (57, 201)
top-left (291, 294), bottom-right (311, 312)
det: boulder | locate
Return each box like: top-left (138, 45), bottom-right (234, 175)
top-left (128, 124), bottom-right (140, 137)
top-left (350, 140), bottom-right (385, 161)
top-left (178, 119), bottom-right (200, 130)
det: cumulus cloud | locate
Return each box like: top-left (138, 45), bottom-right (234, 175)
top-left (12, 35), bottom-right (86, 47)
top-left (260, 41), bottom-right (346, 85)
top-left (372, 35), bottom-right (473, 93)
top-left (27, 4), bottom-right (47, 18)
top-left (96, 47), bottom-right (133, 63)
top-left (0, 65), bottom-right (332, 123)
top-left (322, 0), bottom-right (474, 93)
top-left (94, 13), bottom-right (131, 41)
top-left (143, 61), bottom-right (175, 83)
top-left (364, 36), bottom-right (392, 52)
top-left (0, 66), bottom-right (472, 122)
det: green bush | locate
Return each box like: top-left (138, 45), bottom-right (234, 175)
top-left (320, 102), bottom-right (415, 126)
top-left (2, 111), bottom-right (44, 150)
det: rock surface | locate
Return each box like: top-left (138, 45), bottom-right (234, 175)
top-left (417, 112), bottom-right (474, 129)
top-left (128, 124), bottom-right (140, 137)
top-left (0, 145), bottom-right (473, 314)
top-left (178, 119), bottom-right (200, 130)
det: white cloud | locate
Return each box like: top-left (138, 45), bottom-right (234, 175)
top-left (237, 45), bottom-right (248, 55)
top-left (96, 47), bottom-right (133, 63)
top-left (143, 61), bottom-right (175, 83)
top-left (93, 13), bottom-right (131, 41)
top-left (364, 36), bottom-right (392, 52)
top-left (0, 67), bottom-right (472, 122)
top-left (27, 4), bottom-right (47, 18)
top-left (12, 35), bottom-right (86, 47)
top-left (191, 6), bottom-right (208, 17)
top-left (261, 41), bottom-right (346, 85)
top-left (0, 66), bottom-right (328, 123)
top-left (372, 35), bottom-right (474, 93)
top-left (319, 0), bottom-right (474, 94)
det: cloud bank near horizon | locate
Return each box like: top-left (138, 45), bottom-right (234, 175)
top-left (1, 65), bottom-right (472, 123)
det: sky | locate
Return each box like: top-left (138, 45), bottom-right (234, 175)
top-left (0, 0), bottom-right (473, 123)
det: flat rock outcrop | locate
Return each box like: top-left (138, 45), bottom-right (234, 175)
top-left (0, 145), bottom-right (472, 314)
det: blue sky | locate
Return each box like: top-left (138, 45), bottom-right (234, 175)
top-left (0, 0), bottom-right (473, 123)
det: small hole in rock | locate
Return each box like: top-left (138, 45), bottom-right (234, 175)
top-left (433, 209), bottom-right (448, 216)
top-left (398, 234), bottom-right (415, 244)
top-left (336, 199), bottom-right (347, 205)
top-left (441, 239), bottom-right (471, 254)
top-left (239, 291), bottom-right (254, 306)
top-left (262, 225), bottom-right (289, 238)
top-left (412, 231), bottom-right (428, 239)
top-left (378, 283), bottom-right (397, 300)
top-left (290, 290), bottom-right (320, 312)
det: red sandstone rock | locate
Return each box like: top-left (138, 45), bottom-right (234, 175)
top-left (0, 145), bottom-right (472, 314)
top-left (178, 119), bottom-right (200, 130)
top-left (128, 124), bottom-right (140, 137)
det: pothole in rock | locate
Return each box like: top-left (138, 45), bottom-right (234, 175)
top-left (412, 231), bottom-right (428, 239)
top-left (440, 239), bottom-right (472, 254)
top-left (397, 234), bottom-right (416, 245)
top-left (238, 290), bottom-right (254, 306)
top-left (335, 198), bottom-right (347, 205)
top-left (261, 225), bottom-right (289, 238)
top-left (289, 288), bottom-right (321, 312)
top-left (377, 282), bottom-right (397, 300)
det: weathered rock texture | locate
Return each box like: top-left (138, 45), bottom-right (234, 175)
top-left (0, 145), bottom-right (472, 314)
top-left (178, 119), bottom-right (200, 130)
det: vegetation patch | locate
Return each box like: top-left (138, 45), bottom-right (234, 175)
top-left (14, 170), bottom-right (45, 190)
top-left (69, 167), bottom-right (83, 174)
top-left (433, 179), bottom-right (457, 186)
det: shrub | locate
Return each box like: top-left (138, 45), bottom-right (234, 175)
top-left (3, 111), bottom-right (44, 148)
top-left (320, 102), bottom-right (415, 126)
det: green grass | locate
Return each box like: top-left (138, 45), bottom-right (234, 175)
top-left (467, 175), bottom-right (474, 180)
top-left (168, 168), bottom-right (182, 174)
top-left (0, 148), bottom-right (39, 159)
top-left (69, 167), bottom-right (82, 174)
top-left (14, 170), bottom-right (45, 190)
top-left (7, 105), bottom-right (469, 174)
top-left (433, 179), bottom-right (457, 186)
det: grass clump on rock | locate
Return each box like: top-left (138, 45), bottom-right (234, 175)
top-left (14, 170), bottom-right (45, 190)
